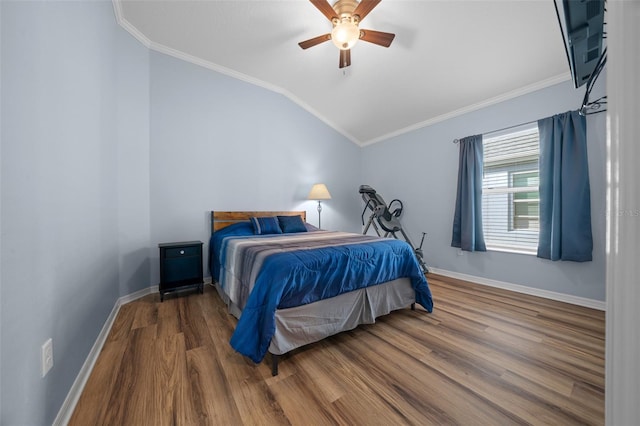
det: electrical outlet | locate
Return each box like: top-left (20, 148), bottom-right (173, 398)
top-left (457, 250), bottom-right (464, 256)
top-left (41, 338), bottom-right (53, 378)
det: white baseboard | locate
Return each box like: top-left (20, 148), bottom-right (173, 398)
top-left (429, 267), bottom-right (606, 311)
top-left (52, 278), bottom-right (214, 426)
top-left (53, 286), bottom-right (155, 425)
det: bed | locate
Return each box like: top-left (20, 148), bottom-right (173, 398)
top-left (209, 210), bottom-right (433, 375)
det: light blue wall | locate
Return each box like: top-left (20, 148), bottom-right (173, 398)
top-left (116, 23), bottom-right (151, 297)
top-left (0, 1), bottom-right (3, 418)
top-left (0, 1), bottom-right (149, 424)
top-left (0, 2), bottom-right (360, 423)
top-left (362, 78), bottom-right (607, 301)
top-left (148, 51), bottom-right (362, 285)
top-left (0, 0), bottom-right (607, 423)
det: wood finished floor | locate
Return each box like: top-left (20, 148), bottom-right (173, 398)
top-left (70, 274), bottom-right (605, 425)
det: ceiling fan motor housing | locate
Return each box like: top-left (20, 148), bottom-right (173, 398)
top-left (332, 0), bottom-right (359, 17)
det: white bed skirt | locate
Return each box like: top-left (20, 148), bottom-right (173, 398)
top-left (214, 278), bottom-right (415, 356)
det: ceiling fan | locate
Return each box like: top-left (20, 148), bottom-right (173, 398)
top-left (298, 0), bottom-right (395, 68)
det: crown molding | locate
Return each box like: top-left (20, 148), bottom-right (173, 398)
top-left (112, 1), bottom-right (571, 148)
top-left (111, 1), bottom-right (361, 146)
top-left (360, 73), bottom-right (572, 146)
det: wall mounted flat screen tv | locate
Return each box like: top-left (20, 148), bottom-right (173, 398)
top-left (554, 0), bottom-right (606, 89)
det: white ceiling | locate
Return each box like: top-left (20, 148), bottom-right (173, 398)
top-left (115, 0), bottom-right (571, 146)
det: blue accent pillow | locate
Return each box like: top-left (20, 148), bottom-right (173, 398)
top-left (250, 216), bottom-right (283, 235)
top-left (277, 215), bottom-right (308, 233)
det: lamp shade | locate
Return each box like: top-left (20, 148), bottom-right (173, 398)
top-left (308, 183), bottom-right (332, 200)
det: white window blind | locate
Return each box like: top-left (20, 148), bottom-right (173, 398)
top-left (482, 126), bottom-right (540, 253)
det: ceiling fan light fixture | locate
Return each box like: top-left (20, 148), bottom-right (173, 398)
top-left (331, 17), bottom-right (359, 50)
top-left (299, 0), bottom-right (394, 68)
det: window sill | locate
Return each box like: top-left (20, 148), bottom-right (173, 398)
top-left (486, 245), bottom-right (537, 256)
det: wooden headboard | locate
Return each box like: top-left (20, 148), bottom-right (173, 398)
top-left (211, 211), bottom-right (307, 232)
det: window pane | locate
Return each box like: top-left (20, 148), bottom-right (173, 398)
top-left (514, 200), bottom-right (539, 217)
top-left (513, 171), bottom-right (538, 188)
top-left (514, 191), bottom-right (538, 200)
top-left (514, 217), bottom-right (538, 230)
top-left (482, 127), bottom-right (540, 252)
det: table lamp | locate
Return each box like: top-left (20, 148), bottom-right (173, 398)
top-left (308, 183), bottom-right (332, 228)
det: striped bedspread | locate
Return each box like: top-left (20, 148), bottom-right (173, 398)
top-left (218, 231), bottom-right (433, 363)
top-left (220, 231), bottom-right (381, 311)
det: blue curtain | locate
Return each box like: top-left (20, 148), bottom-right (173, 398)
top-left (537, 111), bottom-right (592, 261)
top-left (451, 135), bottom-right (486, 252)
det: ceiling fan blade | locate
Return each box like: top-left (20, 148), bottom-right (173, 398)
top-left (310, 0), bottom-right (338, 21)
top-left (339, 49), bottom-right (351, 68)
top-left (359, 29), bottom-right (395, 47)
top-left (298, 34), bottom-right (331, 49)
top-left (352, 0), bottom-right (381, 21)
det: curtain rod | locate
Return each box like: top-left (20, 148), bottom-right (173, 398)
top-left (452, 118), bottom-right (538, 144)
top-left (452, 109), bottom-right (583, 144)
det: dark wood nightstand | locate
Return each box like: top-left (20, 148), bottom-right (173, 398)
top-left (158, 241), bottom-right (204, 302)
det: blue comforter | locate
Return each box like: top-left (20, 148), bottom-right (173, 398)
top-left (215, 229), bottom-right (433, 363)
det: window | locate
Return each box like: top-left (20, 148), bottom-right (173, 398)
top-left (482, 126), bottom-right (540, 253)
top-left (511, 171), bottom-right (539, 230)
